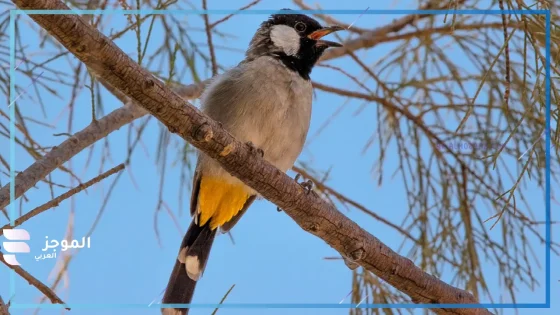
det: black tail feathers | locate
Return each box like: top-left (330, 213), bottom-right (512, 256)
top-left (162, 220), bottom-right (217, 315)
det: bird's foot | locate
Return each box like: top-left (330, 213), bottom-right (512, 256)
top-left (246, 141), bottom-right (264, 157)
top-left (277, 174), bottom-right (316, 213)
top-left (295, 173), bottom-right (315, 195)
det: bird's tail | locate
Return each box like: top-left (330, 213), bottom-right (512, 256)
top-left (162, 220), bottom-right (217, 315)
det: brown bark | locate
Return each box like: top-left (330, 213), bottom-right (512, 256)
top-left (0, 295), bottom-right (9, 315)
top-left (8, 1), bottom-right (492, 314)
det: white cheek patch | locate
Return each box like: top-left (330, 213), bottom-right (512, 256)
top-left (270, 24), bottom-right (300, 56)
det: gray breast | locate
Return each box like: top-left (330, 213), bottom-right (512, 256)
top-left (198, 56), bottom-right (313, 185)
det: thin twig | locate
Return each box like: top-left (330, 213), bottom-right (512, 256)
top-left (210, 284), bottom-right (235, 315)
top-left (319, 0), bottom-right (468, 61)
top-left (293, 0), bottom-right (368, 34)
top-left (0, 254), bottom-right (69, 309)
top-left (202, 0), bottom-right (218, 76)
top-left (35, 247), bottom-right (74, 309)
top-left (498, 0), bottom-right (511, 108)
top-left (0, 164), bottom-right (125, 233)
top-left (209, 0), bottom-right (262, 29)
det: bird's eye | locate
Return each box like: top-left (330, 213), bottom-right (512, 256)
top-left (294, 22), bottom-right (307, 33)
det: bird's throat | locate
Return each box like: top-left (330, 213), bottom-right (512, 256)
top-left (273, 53), bottom-right (315, 81)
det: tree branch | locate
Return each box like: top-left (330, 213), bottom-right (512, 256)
top-left (0, 164), bottom-right (125, 234)
top-left (0, 79), bottom-right (205, 213)
top-left (9, 1), bottom-right (491, 313)
top-left (0, 254), bottom-right (69, 309)
top-left (0, 105), bottom-right (143, 212)
top-left (0, 164), bottom-right (124, 307)
top-left (201, 0), bottom-right (218, 76)
top-left (0, 295), bottom-right (9, 315)
top-left (320, 0), bottom-right (467, 61)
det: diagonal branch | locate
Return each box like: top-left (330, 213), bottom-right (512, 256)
top-left (9, 1), bottom-right (491, 314)
top-left (0, 82), bottom-right (205, 213)
top-left (0, 105), bottom-right (144, 212)
top-left (319, 0), bottom-right (468, 62)
top-left (0, 164), bottom-right (125, 234)
top-left (0, 164), bottom-right (124, 307)
top-left (0, 254), bottom-right (69, 309)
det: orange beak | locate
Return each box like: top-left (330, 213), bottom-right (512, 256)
top-left (308, 26), bottom-right (344, 47)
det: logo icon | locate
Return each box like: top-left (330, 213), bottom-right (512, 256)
top-left (2, 228), bottom-right (31, 266)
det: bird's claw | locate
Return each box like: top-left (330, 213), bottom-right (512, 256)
top-left (295, 173), bottom-right (314, 195)
top-left (277, 174), bottom-right (315, 212)
top-left (246, 141), bottom-right (264, 157)
top-left (301, 180), bottom-right (314, 194)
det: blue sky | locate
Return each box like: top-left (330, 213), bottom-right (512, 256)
top-left (0, 0), bottom-right (557, 314)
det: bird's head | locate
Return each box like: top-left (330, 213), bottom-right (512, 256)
top-left (246, 9), bottom-right (344, 79)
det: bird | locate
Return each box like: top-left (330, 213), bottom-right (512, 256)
top-left (161, 9), bottom-right (343, 315)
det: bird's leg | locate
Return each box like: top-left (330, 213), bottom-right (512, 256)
top-left (246, 141), bottom-right (264, 158)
